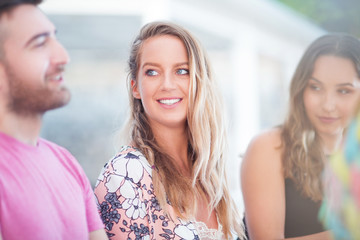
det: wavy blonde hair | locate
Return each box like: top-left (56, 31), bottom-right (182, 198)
top-left (281, 33), bottom-right (360, 201)
top-left (121, 21), bottom-right (243, 239)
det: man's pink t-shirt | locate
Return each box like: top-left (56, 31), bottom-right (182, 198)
top-left (0, 132), bottom-right (104, 239)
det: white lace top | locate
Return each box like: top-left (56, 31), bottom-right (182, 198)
top-left (193, 220), bottom-right (224, 240)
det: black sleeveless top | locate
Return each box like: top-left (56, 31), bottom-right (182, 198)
top-left (284, 178), bottom-right (326, 237)
top-left (242, 178), bottom-right (326, 239)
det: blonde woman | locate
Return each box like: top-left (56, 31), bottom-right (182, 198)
top-left (94, 22), bottom-right (244, 240)
top-left (241, 33), bottom-right (360, 239)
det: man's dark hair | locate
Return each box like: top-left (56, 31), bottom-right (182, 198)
top-left (0, 0), bottom-right (42, 17)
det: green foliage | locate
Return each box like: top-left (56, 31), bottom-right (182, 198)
top-left (276, 0), bottom-right (360, 37)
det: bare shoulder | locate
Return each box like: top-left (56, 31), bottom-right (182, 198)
top-left (241, 128), bottom-right (284, 183)
top-left (242, 128), bottom-right (283, 165)
top-left (250, 128), bottom-right (282, 148)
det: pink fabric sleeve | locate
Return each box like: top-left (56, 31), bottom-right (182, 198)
top-left (62, 148), bottom-right (105, 233)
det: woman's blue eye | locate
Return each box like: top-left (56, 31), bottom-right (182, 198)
top-left (145, 70), bottom-right (158, 76)
top-left (177, 69), bottom-right (189, 75)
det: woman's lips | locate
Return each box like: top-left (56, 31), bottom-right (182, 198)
top-left (318, 116), bottom-right (339, 124)
top-left (157, 98), bottom-right (182, 108)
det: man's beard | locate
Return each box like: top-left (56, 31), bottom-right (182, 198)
top-left (4, 64), bottom-right (71, 116)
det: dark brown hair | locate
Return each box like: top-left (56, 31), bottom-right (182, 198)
top-left (282, 33), bottom-right (360, 201)
top-left (0, 0), bottom-right (42, 16)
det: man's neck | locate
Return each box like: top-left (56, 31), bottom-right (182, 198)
top-left (0, 112), bottom-right (43, 146)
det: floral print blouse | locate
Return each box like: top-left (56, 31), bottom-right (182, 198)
top-left (94, 146), bottom-right (224, 240)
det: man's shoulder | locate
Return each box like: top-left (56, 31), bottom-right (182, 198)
top-left (39, 138), bottom-right (82, 170)
top-left (39, 137), bottom-right (64, 149)
top-left (39, 138), bottom-right (73, 156)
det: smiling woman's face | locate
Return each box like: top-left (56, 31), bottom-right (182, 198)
top-left (131, 34), bottom-right (190, 130)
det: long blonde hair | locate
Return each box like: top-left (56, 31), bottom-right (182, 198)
top-left (123, 21), bottom-right (243, 239)
top-left (281, 33), bottom-right (360, 201)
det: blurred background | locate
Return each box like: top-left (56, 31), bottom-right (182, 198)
top-left (39, 0), bottom-right (358, 214)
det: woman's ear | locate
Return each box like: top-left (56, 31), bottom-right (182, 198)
top-left (131, 79), bottom-right (141, 99)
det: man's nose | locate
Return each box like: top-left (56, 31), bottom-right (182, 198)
top-left (51, 39), bottom-right (70, 66)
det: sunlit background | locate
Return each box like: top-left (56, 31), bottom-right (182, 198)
top-left (39, 0), bottom-right (334, 214)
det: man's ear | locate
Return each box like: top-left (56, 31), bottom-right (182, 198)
top-left (131, 79), bottom-right (141, 99)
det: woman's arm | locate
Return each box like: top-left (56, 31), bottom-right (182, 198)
top-left (241, 129), bottom-right (333, 240)
top-left (241, 129), bottom-right (286, 240)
